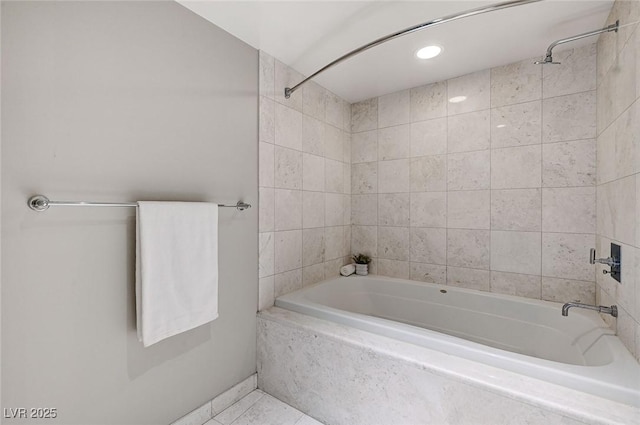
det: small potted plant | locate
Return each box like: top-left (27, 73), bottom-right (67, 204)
top-left (352, 254), bottom-right (371, 276)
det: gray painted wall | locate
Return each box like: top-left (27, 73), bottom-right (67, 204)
top-left (1, 2), bottom-right (258, 424)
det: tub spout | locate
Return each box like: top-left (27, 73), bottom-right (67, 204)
top-left (562, 302), bottom-right (618, 317)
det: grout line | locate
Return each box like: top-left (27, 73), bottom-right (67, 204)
top-left (222, 391), bottom-right (266, 425)
top-left (596, 92), bottom-right (639, 138)
top-left (540, 65), bottom-right (545, 293)
top-left (444, 79), bottom-right (449, 286)
top-left (542, 137), bottom-right (596, 146)
top-left (538, 60), bottom-right (546, 296)
top-left (351, 135), bottom-right (598, 165)
top-left (271, 63), bottom-right (278, 288)
top-left (539, 88), bottom-right (596, 103)
top-left (593, 47), bottom-right (601, 292)
top-left (488, 80), bottom-right (494, 293)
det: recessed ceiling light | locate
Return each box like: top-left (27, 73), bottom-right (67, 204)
top-left (416, 45), bottom-right (442, 60)
top-left (448, 96), bottom-right (467, 103)
top-left (496, 124), bottom-right (507, 128)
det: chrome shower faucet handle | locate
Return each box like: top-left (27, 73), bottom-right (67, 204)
top-left (589, 245), bottom-right (621, 283)
top-left (589, 248), bottom-right (618, 267)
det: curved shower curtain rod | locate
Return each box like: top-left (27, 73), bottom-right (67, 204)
top-left (284, 0), bottom-right (543, 99)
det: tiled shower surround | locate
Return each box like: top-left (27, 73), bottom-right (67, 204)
top-left (259, 7), bottom-right (640, 368)
top-left (259, 45), bottom-right (599, 309)
top-left (258, 52), bottom-right (352, 310)
top-left (350, 44), bottom-right (597, 303)
top-left (595, 0), bottom-right (640, 361)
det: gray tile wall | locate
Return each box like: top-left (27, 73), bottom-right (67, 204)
top-left (595, 0), bottom-right (640, 362)
top-left (259, 52), bottom-right (352, 310)
top-left (351, 44), bottom-right (598, 304)
top-left (260, 14), bottom-right (640, 363)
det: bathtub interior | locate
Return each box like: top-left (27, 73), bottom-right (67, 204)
top-left (278, 276), bottom-right (613, 366)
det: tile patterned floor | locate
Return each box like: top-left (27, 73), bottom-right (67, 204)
top-left (204, 390), bottom-right (322, 425)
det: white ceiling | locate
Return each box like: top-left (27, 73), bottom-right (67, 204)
top-left (178, 0), bottom-right (613, 103)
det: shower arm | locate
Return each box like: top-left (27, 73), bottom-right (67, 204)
top-left (538, 20), bottom-right (619, 64)
top-left (284, 0), bottom-right (543, 99)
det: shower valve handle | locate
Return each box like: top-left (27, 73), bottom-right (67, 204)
top-left (590, 248), bottom-right (619, 267)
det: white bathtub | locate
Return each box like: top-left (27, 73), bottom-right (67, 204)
top-left (275, 275), bottom-right (640, 408)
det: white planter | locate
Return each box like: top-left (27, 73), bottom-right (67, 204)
top-left (355, 264), bottom-right (368, 276)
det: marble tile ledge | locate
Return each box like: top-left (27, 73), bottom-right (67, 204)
top-left (259, 307), bottom-right (640, 425)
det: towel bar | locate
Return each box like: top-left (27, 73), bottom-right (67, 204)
top-left (27, 195), bottom-right (251, 212)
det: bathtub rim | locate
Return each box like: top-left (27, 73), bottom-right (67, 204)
top-left (259, 306), bottom-right (640, 425)
top-left (280, 273), bottom-right (605, 318)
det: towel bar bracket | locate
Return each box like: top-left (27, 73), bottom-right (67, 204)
top-left (27, 195), bottom-right (251, 212)
top-left (29, 195), bottom-right (53, 211)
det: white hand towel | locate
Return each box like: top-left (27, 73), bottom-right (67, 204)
top-left (340, 264), bottom-right (356, 276)
top-left (136, 201), bottom-right (218, 347)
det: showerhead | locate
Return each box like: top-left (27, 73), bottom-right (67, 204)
top-left (534, 55), bottom-right (561, 65)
